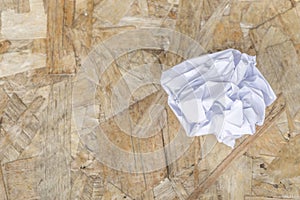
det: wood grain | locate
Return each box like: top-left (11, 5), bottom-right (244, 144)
top-left (40, 79), bottom-right (72, 199)
top-left (3, 157), bottom-right (42, 199)
top-left (0, 165), bottom-right (7, 200)
top-left (0, 40), bottom-right (11, 54)
top-left (176, 0), bottom-right (202, 39)
top-left (0, 0), bottom-right (30, 13)
top-left (46, 0), bottom-right (75, 74)
top-left (0, 94), bottom-right (44, 164)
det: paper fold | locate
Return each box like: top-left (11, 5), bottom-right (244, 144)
top-left (161, 49), bottom-right (276, 148)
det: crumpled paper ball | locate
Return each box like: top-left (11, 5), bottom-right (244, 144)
top-left (161, 49), bottom-right (276, 148)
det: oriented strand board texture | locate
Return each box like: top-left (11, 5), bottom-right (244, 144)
top-left (0, 0), bottom-right (300, 199)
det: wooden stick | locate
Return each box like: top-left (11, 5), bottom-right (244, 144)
top-left (187, 93), bottom-right (286, 199)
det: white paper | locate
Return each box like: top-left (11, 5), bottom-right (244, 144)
top-left (160, 49), bottom-right (276, 148)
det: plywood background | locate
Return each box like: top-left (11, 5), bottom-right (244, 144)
top-left (0, 0), bottom-right (300, 199)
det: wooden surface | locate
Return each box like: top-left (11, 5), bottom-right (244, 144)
top-left (0, 0), bottom-right (300, 199)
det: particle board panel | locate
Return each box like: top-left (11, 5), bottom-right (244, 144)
top-left (0, 0), bottom-right (300, 199)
